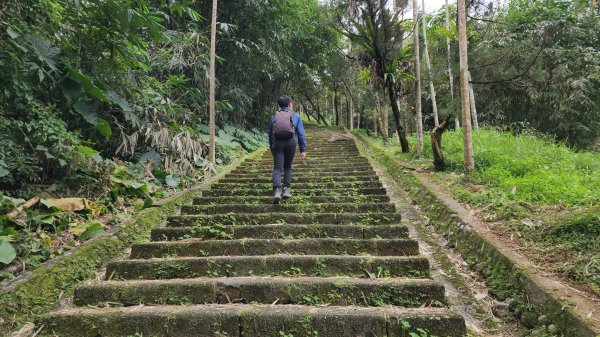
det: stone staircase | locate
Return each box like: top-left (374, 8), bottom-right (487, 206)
top-left (41, 126), bottom-right (466, 337)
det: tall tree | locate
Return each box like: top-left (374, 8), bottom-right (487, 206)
top-left (413, 0), bottom-right (424, 155)
top-left (209, 0), bottom-right (218, 164)
top-left (422, 0), bottom-right (439, 126)
top-left (457, 0), bottom-right (475, 171)
top-left (446, 0), bottom-right (459, 128)
top-left (468, 71), bottom-right (479, 131)
top-left (340, 0), bottom-right (410, 152)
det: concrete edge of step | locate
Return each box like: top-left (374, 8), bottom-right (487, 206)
top-left (353, 132), bottom-right (600, 337)
top-left (0, 147), bottom-right (269, 336)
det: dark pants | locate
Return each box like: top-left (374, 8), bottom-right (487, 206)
top-left (272, 137), bottom-right (296, 190)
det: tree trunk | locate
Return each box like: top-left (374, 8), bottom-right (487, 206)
top-left (209, 0), bottom-right (218, 164)
top-left (458, 0), bottom-right (475, 172)
top-left (334, 85), bottom-right (340, 126)
top-left (386, 79), bottom-right (410, 152)
top-left (304, 94), bottom-right (328, 126)
top-left (468, 71), bottom-right (479, 131)
top-left (422, 0), bottom-right (439, 126)
top-left (373, 114), bottom-right (378, 135)
top-left (383, 105), bottom-right (389, 140)
top-left (431, 115), bottom-right (452, 171)
top-left (446, 0), bottom-right (459, 129)
top-left (413, 0), bottom-right (424, 156)
top-left (375, 92), bottom-right (387, 144)
top-left (349, 95), bottom-right (354, 130)
top-left (357, 104), bottom-right (361, 129)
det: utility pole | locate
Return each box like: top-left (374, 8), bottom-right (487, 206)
top-left (209, 0), bottom-right (218, 164)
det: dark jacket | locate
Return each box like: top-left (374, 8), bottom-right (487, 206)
top-left (268, 107), bottom-right (307, 153)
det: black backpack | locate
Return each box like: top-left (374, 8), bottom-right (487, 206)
top-left (273, 110), bottom-right (295, 140)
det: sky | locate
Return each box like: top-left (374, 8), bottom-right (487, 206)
top-left (423, 0), bottom-right (448, 12)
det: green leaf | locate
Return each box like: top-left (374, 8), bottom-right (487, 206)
top-left (67, 67), bottom-right (109, 103)
top-left (0, 167), bottom-right (9, 178)
top-left (96, 118), bottom-right (112, 137)
top-left (79, 221), bottom-right (105, 241)
top-left (73, 99), bottom-right (98, 125)
top-left (79, 146), bottom-right (99, 156)
top-left (0, 238), bottom-right (17, 265)
top-left (6, 27), bottom-right (20, 39)
top-left (165, 175), bottom-right (180, 188)
top-left (142, 197), bottom-right (153, 209)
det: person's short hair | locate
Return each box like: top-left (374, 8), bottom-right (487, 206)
top-left (277, 96), bottom-right (292, 108)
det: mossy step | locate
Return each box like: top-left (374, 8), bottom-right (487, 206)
top-left (192, 195), bottom-right (391, 205)
top-left (40, 304), bottom-right (465, 337)
top-left (73, 276), bottom-right (445, 307)
top-left (232, 167), bottom-right (376, 174)
top-left (105, 255), bottom-right (430, 280)
top-left (130, 238), bottom-right (419, 259)
top-left (262, 150), bottom-right (360, 158)
top-left (258, 153), bottom-right (361, 159)
top-left (180, 202), bottom-right (395, 214)
top-left (226, 171), bottom-right (377, 178)
top-left (239, 161), bottom-right (371, 171)
top-left (167, 212), bottom-right (401, 227)
top-left (201, 187), bottom-right (388, 197)
top-left (218, 175), bottom-right (380, 183)
top-left (240, 159), bottom-right (370, 165)
top-left (209, 181), bottom-right (383, 190)
top-left (151, 224), bottom-right (409, 241)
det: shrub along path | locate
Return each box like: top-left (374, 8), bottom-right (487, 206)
top-left (39, 126), bottom-right (466, 336)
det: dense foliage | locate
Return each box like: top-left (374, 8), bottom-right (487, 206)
top-left (1, 0), bottom-right (599, 299)
top-left (422, 0), bottom-right (600, 148)
top-left (0, 0), bottom-right (339, 276)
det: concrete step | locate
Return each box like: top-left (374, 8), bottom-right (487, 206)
top-left (192, 195), bottom-right (391, 205)
top-left (208, 181), bottom-right (384, 190)
top-left (242, 154), bottom-right (369, 165)
top-left (238, 161), bottom-right (372, 171)
top-left (201, 187), bottom-right (388, 197)
top-left (226, 171), bottom-right (377, 178)
top-left (130, 238), bottom-right (419, 259)
top-left (73, 276), bottom-right (445, 307)
top-left (167, 212), bottom-right (401, 227)
top-left (218, 175), bottom-right (380, 183)
top-left (105, 255), bottom-right (430, 280)
top-left (232, 166), bottom-right (375, 174)
top-left (151, 224), bottom-right (409, 241)
top-left (41, 304), bottom-right (466, 337)
top-left (180, 202), bottom-right (396, 214)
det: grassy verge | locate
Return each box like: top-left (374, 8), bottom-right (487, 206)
top-left (354, 129), bottom-right (600, 296)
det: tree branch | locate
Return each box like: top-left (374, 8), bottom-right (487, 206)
top-left (470, 47), bottom-right (545, 85)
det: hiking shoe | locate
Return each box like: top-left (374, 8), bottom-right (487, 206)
top-left (273, 188), bottom-right (282, 204)
top-left (282, 187), bottom-right (292, 199)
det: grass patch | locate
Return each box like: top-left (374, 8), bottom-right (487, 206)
top-left (355, 129), bottom-right (600, 295)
